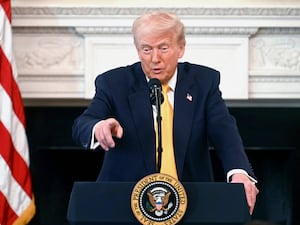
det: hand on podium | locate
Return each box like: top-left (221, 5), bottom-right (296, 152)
top-left (231, 173), bottom-right (259, 215)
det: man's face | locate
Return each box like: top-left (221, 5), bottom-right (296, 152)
top-left (135, 32), bottom-right (185, 85)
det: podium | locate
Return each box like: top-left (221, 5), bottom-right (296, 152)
top-left (67, 182), bottom-right (250, 225)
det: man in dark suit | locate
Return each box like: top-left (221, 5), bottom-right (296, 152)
top-left (72, 11), bottom-right (259, 214)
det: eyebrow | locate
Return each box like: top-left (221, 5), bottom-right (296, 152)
top-left (140, 42), bottom-right (170, 48)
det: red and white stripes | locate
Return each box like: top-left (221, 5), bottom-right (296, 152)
top-left (0, 1), bottom-right (35, 224)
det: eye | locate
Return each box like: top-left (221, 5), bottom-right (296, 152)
top-left (142, 47), bottom-right (152, 54)
top-left (160, 46), bottom-right (169, 53)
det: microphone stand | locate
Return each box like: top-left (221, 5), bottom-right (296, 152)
top-left (154, 87), bottom-right (163, 173)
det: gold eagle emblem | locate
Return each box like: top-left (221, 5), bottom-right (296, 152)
top-left (147, 191), bottom-right (171, 212)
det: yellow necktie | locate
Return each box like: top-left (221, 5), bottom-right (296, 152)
top-left (159, 85), bottom-right (178, 179)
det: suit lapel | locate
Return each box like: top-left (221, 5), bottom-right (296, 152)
top-left (128, 65), bottom-right (156, 173)
top-left (126, 63), bottom-right (197, 177)
top-left (173, 64), bottom-right (196, 178)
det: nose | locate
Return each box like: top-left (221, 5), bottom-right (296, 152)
top-left (151, 49), bottom-right (161, 64)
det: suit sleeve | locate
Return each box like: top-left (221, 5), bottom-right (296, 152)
top-left (72, 74), bottom-right (113, 149)
top-left (206, 71), bottom-right (256, 179)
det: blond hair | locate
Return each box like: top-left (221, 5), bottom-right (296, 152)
top-left (132, 11), bottom-right (186, 47)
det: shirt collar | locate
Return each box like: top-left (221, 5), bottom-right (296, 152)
top-left (168, 69), bottom-right (177, 92)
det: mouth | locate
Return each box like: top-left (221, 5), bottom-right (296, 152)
top-left (152, 68), bottom-right (162, 74)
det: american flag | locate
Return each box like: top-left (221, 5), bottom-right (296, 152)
top-left (0, 0), bottom-right (35, 224)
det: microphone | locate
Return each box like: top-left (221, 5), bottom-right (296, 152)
top-left (148, 78), bottom-right (164, 105)
top-left (148, 78), bottom-right (163, 173)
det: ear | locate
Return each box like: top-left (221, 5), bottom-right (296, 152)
top-left (178, 45), bottom-right (185, 59)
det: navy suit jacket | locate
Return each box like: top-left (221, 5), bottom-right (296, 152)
top-left (72, 62), bottom-right (255, 182)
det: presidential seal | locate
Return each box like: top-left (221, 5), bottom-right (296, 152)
top-left (131, 173), bottom-right (187, 225)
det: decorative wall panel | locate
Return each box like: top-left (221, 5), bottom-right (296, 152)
top-left (11, 4), bottom-right (300, 103)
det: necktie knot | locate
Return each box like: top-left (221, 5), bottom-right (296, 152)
top-left (162, 84), bottom-right (170, 94)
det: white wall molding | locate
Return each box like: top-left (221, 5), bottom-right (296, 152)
top-left (11, 4), bottom-right (300, 102)
top-left (249, 76), bottom-right (300, 98)
top-left (12, 6), bottom-right (300, 17)
top-left (75, 27), bottom-right (259, 36)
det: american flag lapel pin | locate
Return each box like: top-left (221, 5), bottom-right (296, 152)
top-left (186, 93), bottom-right (193, 102)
